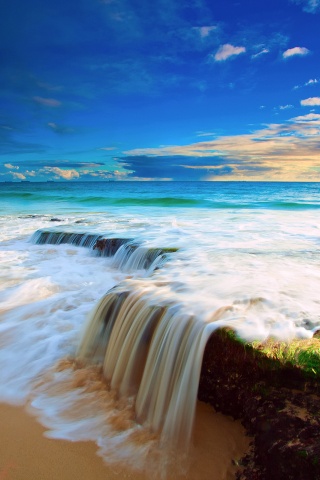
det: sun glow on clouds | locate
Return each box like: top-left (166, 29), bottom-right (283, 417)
top-left (11, 172), bottom-right (26, 180)
top-left (42, 167), bottom-right (80, 180)
top-left (124, 114), bottom-right (320, 181)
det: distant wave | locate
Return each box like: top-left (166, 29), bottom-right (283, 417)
top-left (2, 190), bottom-right (320, 209)
top-left (112, 196), bottom-right (201, 207)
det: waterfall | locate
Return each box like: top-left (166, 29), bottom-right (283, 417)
top-left (31, 227), bottom-right (211, 449)
top-left (77, 287), bottom-right (217, 449)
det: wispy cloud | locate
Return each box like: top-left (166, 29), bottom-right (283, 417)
top-left (279, 104), bottom-right (294, 110)
top-left (283, 46), bottom-right (310, 58)
top-left (301, 97), bottom-right (320, 106)
top-left (196, 26), bottom-right (217, 38)
top-left (33, 96), bottom-right (62, 107)
top-left (252, 48), bottom-right (269, 59)
top-left (291, 0), bottom-right (320, 13)
top-left (305, 78), bottom-right (319, 85)
top-left (196, 132), bottom-right (216, 137)
top-left (213, 44), bottom-right (246, 61)
top-left (47, 122), bottom-right (75, 134)
top-left (37, 81), bottom-right (63, 92)
top-left (293, 78), bottom-right (319, 89)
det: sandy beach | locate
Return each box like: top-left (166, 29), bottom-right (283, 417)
top-left (0, 402), bottom-right (250, 480)
top-left (0, 403), bottom-right (147, 480)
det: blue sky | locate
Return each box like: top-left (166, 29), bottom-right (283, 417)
top-left (1, 0), bottom-right (320, 181)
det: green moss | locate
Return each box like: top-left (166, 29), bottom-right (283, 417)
top-left (250, 339), bottom-right (320, 377)
top-left (146, 247), bottom-right (179, 253)
top-left (215, 328), bottom-right (320, 380)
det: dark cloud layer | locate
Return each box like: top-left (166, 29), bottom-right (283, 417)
top-left (118, 155), bottom-right (234, 179)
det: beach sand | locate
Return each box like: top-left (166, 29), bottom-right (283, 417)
top-left (0, 402), bottom-right (250, 480)
top-left (0, 403), bottom-right (146, 480)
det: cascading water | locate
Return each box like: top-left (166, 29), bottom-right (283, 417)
top-left (77, 287), bottom-right (218, 450)
top-left (29, 226), bottom-right (244, 466)
top-left (31, 229), bottom-right (176, 272)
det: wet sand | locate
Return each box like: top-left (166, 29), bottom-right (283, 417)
top-left (0, 402), bottom-right (250, 480)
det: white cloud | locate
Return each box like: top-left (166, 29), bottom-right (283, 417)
top-left (214, 44), bottom-right (246, 61)
top-left (4, 163), bottom-right (19, 169)
top-left (301, 97), bottom-right (320, 106)
top-left (43, 167), bottom-right (80, 180)
top-left (25, 170), bottom-right (36, 177)
top-left (283, 47), bottom-right (310, 58)
top-left (197, 26), bottom-right (217, 38)
top-left (279, 105), bottom-right (294, 110)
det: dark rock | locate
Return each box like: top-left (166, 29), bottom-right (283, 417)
top-left (198, 329), bottom-right (320, 480)
top-left (92, 238), bottom-right (134, 256)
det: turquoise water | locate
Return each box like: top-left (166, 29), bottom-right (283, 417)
top-left (1, 181), bottom-right (320, 213)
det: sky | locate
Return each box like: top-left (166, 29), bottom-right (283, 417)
top-left (1, 0), bottom-right (320, 182)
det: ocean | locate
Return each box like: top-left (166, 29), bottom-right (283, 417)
top-left (1, 181), bottom-right (320, 475)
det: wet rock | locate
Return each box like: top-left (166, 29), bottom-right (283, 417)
top-left (93, 238), bottom-right (108, 251)
top-left (92, 238), bottom-right (134, 256)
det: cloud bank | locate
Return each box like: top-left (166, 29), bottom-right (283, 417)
top-left (120, 114), bottom-right (320, 181)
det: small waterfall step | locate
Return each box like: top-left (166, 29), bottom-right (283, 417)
top-left (31, 229), bottom-right (178, 270)
top-left (31, 229), bottom-right (133, 255)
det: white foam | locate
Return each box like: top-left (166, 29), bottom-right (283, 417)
top-left (0, 207), bottom-right (319, 468)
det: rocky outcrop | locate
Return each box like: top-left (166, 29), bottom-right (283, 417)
top-left (198, 329), bottom-right (320, 480)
